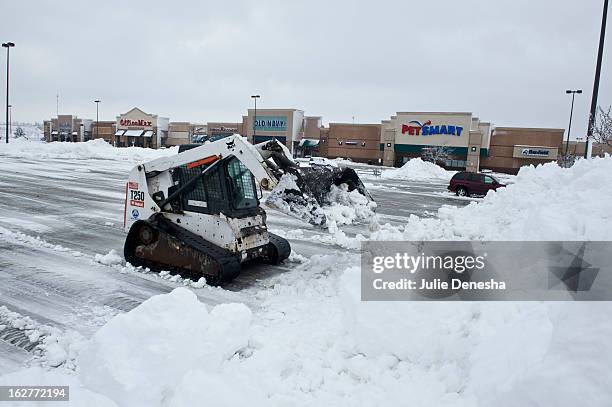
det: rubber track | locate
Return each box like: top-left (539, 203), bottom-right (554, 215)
top-left (267, 232), bottom-right (291, 264)
top-left (125, 215), bottom-right (241, 285)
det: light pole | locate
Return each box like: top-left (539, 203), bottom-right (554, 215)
top-left (565, 90), bottom-right (582, 160)
top-left (8, 104), bottom-right (11, 137)
top-left (251, 94), bottom-right (260, 141)
top-left (2, 42), bottom-right (15, 144)
top-left (585, 0), bottom-right (608, 158)
top-left (94, 100), bottom-right (101, 141)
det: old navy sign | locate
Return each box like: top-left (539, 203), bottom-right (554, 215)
top-left (402, 120), bottom-right (463, 137)
top-left (254, 116), bottom-right (287, 132)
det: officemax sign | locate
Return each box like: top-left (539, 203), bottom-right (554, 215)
top-left (402, 120), bottom-right (464, 137)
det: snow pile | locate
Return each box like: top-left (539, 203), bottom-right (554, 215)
top-left (323, 183), bottom-right (377, 226)
top-left (0, 138), bottom-right (177, 163)
top-left (7, 263), bottom-right (611, 406)
top-left (381, 158), bottom-right (454, 181)
top-left (339, 266), bottom-right (612, 406)
top-left (78, 288), bottom-right (251, 407)
top-left (372, 156), bottom-right (612, 241)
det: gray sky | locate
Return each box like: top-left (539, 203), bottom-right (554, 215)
top-left (1, 0), bottom-right (610, 138)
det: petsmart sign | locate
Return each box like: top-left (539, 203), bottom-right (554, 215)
top-left (402, 120), bottom-right (463, 137)
top-left (254, 116), bottom-right (288, 132)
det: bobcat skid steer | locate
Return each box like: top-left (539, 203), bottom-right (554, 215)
top-left (180, 137), bottom-right (374, 226)
top-left (123, 135), bottom-right (291, 285)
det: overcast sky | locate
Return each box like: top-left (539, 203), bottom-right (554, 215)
top-left (1, 0), bottom-right (610, 138)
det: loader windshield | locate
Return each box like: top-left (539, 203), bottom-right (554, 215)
top-left (226, 158), bottom-right (258, 210)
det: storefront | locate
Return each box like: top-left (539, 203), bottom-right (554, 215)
top-left (321, 123), bottom-right (382, 164)
top-left (207, 122), bottom-right (242, 142)
top-left (44, 115), bottom-right (90, 142)
top-left (381, 112), bottom-right (491, 171)
top-left (244, 109), bottom-right (304, 153)
top-left (480, 127), bottom-right (563, 174)
top-left (114, 107), bottom-right (169, 148)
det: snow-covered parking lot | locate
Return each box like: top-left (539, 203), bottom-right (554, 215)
top-left (0, 139), bottom-right (611, 406)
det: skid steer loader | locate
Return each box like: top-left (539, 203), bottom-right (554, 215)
top-left (123, 135), bottom-right (373, 284)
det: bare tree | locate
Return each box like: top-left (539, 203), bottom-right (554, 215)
top-left (592, 106), bottom-right (612, 147)
top-left (13, 127), bottom-right (26, 139)
top-left (421, 145), bottom-right (452, 166)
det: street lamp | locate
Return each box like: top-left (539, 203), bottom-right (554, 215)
top-left (251, 94), bottom-right (260, 141)
top-left (94, 100), bottom-right (101, 141)
top-left (565, 89), bottom-right (582, 161)
top-left (2, 41), bottom-right (15, 144)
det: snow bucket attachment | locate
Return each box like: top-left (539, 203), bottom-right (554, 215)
top-left (265, 165), bottom-right (375, 226)
top-left (292, 166), bottom-right (373, 205)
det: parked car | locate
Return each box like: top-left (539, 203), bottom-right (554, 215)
top-left (448, 171), bottom-right (506, 197)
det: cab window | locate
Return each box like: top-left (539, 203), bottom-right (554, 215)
top-left (177, 162), bottom-right (225, 214)
top-left (225, 158), bottom-right (258, 210)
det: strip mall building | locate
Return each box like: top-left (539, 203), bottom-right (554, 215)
top-left (44, 108), bottom-right (565, 174)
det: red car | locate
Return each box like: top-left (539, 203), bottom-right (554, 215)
top-left (448, 171), bottom-right (505, 197)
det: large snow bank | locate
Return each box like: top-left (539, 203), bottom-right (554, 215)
top-left (11, 266), bottom-right (612, 406)
top-left (381, 158), bottom-right (454, 181)
top-left (78, 288), bottom-right (251, 407)
top-left (372, 156), bottom-right (612, 241)
top-left (340, 266), bottom-right (612, 406)
top-left (0, 138), bottom-right (176, 162)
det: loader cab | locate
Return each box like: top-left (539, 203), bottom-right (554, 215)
top-left (172, 156), bottom-right (259, 218)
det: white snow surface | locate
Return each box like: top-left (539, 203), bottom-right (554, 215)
top-left (381, 157), bottom-right (455, 181)
top-left (78, 288), bottom-right (252, 407)
top-left (0, 138), bottom-right (177, 162)
top-left (1, 142), bottom-right (612, 406)
top-left (371, 157), bottom-right (612, 241)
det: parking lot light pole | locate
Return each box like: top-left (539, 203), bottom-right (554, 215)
top-left (251, 95), bottom-right (260, 140)
top-left (2, 42), bottom-right (15, 144)
top-left (565, 90), bottom-right (582, 159)
top-left (94, 100), bottom-right (101, 140)
top-left (585, 0), bottom-right (608, 158)
top-left (8, 104), bottom-right (12, 137)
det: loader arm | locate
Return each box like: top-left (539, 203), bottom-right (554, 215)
top-left (143, 135), bottom-right (281, 191)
